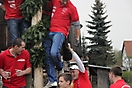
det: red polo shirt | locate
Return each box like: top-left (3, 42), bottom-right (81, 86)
top-left (0, 48), bottom-right (31, 88)
top-left (73, 70), bottom-right (92, 88)
top-left (3, 0), bottom-right (24, 19)
top-left (49, 0), bottom-right (79, 37)
top-left (110, 79), bottom-right (130, 88)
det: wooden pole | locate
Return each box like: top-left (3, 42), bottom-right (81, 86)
top-left (26, 6), bottom-right (43, 88)
top-left (34, 66), bottom-right (43, 88)
top-left (31, 6), bottom-right (42, 26)
top-left (31, 6), bottom-right (43, 88)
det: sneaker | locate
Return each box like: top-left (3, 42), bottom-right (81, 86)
top-left (53, 58), bottom-right (63, 71)
top-left (44, 81), bottom-right (57, 88)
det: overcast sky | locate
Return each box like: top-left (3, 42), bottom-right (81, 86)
top-left (71, 0), bottom-right (132, 50)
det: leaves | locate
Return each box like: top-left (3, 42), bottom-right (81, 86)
top-left (20, 0), bottom-right (50, 68)
top-left (29, 47), bottom-right (46, 68)
top-left (122, 71), bottom-right (132, 87)
top-left (22, 13), bottom-right (50, 68)
top-left (20, 0), bottom-right (43, 21)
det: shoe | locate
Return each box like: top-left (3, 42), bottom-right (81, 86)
top-left (44, 81), bottom-right (57, 88)
top-left (53, 58), bottom-right (63, 71)
top-left (55, 60), bottom-right (63, 71)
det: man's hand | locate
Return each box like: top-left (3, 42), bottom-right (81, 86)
top-left (74, 39), bottom-right (80, 47)
top-left (15, 69), bottom-right (25, 76)
top-left (67, 43), bottom-right (74, 54)
top-left (0, 3), bottom-right (5, 10)
top-left (67, 43), bottom-right (71, 50)
top-left (1, 70), bottom-right (11, 80)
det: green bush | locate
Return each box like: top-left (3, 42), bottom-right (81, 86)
top-left (122, 71), bottom-right (132, 87)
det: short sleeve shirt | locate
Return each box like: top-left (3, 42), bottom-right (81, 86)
top-left (49, 0), bottom-right (79, 37)
top-left (0, 48), bottom-right (32, 87)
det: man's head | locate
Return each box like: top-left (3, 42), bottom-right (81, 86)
top-left (60, 0), bottom-right (68, 6)
top-left (69, 65), bottom-right (79, 80)
top-left (58, 73), bottom-right (72, 88)
top-left (12, 38), bottom-right (25, 55)
top-left (109, 65), bottom-right (122, 83)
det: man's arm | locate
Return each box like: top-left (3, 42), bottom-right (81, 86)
top-left (0, 3), bottom-right (5, 10)
top-left (68, 44), bottom-right (85, 73)
top-left (16, 67), bottom-right (32, 76)
top-left (75, 29), bottom-right (80, 40)
top-left (71, 20), bottom-right (81, 46)
top-left (71, 20), bottom-right (80, 40)
top-left (23, 67), bottom-right (32, 75)
top-left (0, 69), bottom-right (11, 80)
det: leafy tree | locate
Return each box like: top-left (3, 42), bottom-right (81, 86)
top-left (85, 0), bottom-right (115, 66)
top-left (122, 71), bottom-right (132, 87)
top-left (114, 50), bottom-right (122, 66)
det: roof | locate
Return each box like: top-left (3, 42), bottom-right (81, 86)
top-left (122, 41), bottom-right (132, 57)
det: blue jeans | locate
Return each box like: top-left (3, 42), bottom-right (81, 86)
top-left (7, 18), bottom-right (30, 45)
top-left (43, 32), bottom-right (65, 82)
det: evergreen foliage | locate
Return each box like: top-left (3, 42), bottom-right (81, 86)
top-left (81, 35), bottom-right (88, 61)
top-left (20, 0), bottom-right (50, 68)
top-left (20, 0), bottom-right (44, 21)
top-left (86, 0), bottom-right (115, 66)
top-left (22, 15), bottom-right (50, 68)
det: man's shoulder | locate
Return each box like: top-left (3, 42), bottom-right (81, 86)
top-left (110, 83), bottom-right (118, 88)
top-left (0, 49), bottom-right (9, 55)
top-left (121, 84), bottom-right (131, 88)
top-left (110, 79), bottom-right (131, 88)
top-left (68, 1), bottom-right (77, 10)
top-left (21, 50), bottom-right (30, 55)
top-left (79, 70), bottom-right (89, 79)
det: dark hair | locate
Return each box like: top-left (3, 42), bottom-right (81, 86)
top-left (58, 73), bottom-right (72, 85)
top-left (12, 38), bottom-right (24, 47)
top-left (110, 65), bottom-right (122, 76)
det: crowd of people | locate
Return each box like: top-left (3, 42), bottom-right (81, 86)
top-left (0, 0), bottom-right (131, 88)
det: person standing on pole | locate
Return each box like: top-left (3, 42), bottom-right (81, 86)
top-left (43, 0), bottom-right (80, 87)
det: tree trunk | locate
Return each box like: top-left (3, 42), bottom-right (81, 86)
top-left (34, 66), bottom-right (43, 88)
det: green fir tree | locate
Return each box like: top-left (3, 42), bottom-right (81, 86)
top-left (81, 35), bottom-right (88, 61)
top-left (85, 0), bottom-right (115, 66)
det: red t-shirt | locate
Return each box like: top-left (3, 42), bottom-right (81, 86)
top-left (49, 0), bottom-right (79, 37)
top-left (0, 48), bottom-right (32, 88)
top-left (73, 70), bottom-right (92, 88)
top-left (3, 0), bottom-right (24, 19)
top-left (110, 79), bottom-right (131, 88)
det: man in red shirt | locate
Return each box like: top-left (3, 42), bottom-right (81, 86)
top-left (68, 44), bottom-right (92, 88)
top-left (0, 0), bottom-right (30, 45)
top-left (43, 0), bottom-right (80, 87)
top-left (0, 38), bottom-right (32, 88)
top-left (109, 65), bottom-right (131, 88)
